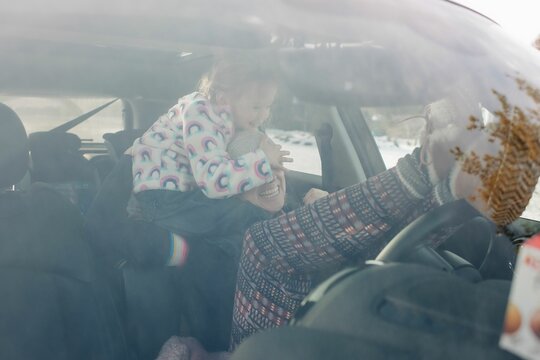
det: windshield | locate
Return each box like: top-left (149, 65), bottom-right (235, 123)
top-left (1, 0), bottom-right (540, 359)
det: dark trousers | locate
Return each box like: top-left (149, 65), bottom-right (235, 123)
top-left (134, 189), bottom-right (271, 241)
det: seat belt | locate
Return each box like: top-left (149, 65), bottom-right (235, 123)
top-left (50, 98), bottom-right (119, 133)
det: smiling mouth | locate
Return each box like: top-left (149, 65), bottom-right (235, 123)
top-left (259, 183), bottom-right (280, 198)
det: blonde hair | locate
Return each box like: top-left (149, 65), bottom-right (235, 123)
top-left (198, 53), bottom-right (277, 100)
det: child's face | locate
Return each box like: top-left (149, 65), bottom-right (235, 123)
top-left (228, 82), bottom-right (276, 131)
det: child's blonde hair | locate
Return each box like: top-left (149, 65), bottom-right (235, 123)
top-left (198, 53), bottom-right (277, 100)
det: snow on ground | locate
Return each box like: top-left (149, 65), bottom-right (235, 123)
top-left (266, 128), bottom-right (322, 175)
top-left (265, 129), bottom-right (540, 221)
top-left (521, 186), bottom-right (540, 221)
top-left (373, 136), bottom-right (416, 169)
top-left (266, 130), bottom-right (415, 176)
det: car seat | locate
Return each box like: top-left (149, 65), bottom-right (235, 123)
top-left (85, 129), bottom-right (146, 183)
top-left (28, 131), bottom-right (99, 213)
top-left (0, 103), bottom-right (130, 360)
top-left (103, 129), bottom-right (145, 162)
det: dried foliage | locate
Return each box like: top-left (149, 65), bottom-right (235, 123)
top-left (451, 78), bottom-right (540, 226)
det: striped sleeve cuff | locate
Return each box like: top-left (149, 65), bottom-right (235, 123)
top-left (395, 148), bottom-right (431, 200)
top-left (432, 176), bottom-right (457, 206)
top-left (166, 233), bottom-right (189, 266)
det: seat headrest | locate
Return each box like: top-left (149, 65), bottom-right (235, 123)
top-left (103, 129), bottom-right (145, 160)
top-left (29, 132), bottom-right (82, 153)
top-left (0, 104), bottom-right (29, 189)
top-left (28, 132), bottom-right (90, 183)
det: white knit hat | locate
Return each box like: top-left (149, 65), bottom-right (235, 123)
top-left (227, 130), bottom-right (265, 159)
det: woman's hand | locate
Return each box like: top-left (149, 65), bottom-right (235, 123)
top-left (421, 98), bottom-right (482, 183)
top-left (303, 188), bottom-right (329, 205)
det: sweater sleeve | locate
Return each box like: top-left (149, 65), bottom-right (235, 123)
top-left (230, 150), bottom-right (438, 347)
top-left (182, 98), bottom-right (273, 199)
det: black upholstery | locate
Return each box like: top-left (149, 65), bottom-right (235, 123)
top-left (85, 155), bottom-right (171, 268)
top-left (0, 106), bottom-right (130, 360)
top-left (86, 153), bottom-right (240, 357)
top-left (0, 185), bottom-right (129, 360)
top-left (28, 131), bottom-right (98, 212)
top-left (29, 131), bottom-right (89, 182)
top-left (0, 103), bottom-right (29, 188)
top-left (103, 129), bottom-right (145, 161)
top-left (85, 155), bottom-right (181, 359)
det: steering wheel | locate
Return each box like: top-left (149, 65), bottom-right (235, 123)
top-left (375, 200), bottom-right (484, 270)
top-left (291, 200), bottom-right (492, 326)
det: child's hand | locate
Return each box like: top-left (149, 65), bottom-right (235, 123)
top-left (260, 136), bottom-right (293, 171)
top-left (303, 188), bottom-right (329, 205)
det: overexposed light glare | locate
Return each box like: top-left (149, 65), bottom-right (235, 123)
top-left (457, 0), bottom-right (540, 46)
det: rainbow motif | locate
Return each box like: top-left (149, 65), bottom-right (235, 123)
top-left (197, 107), bottom-right (214, 123)
top-left (237, 179), bottom-right (253, 193)
top-left (201, 136), bottom-right (218, 152)
top-left (139, 149), bottom-right (152, 162)
top-left (165, 149), bottom-right (179, 160)
top-left (196, 158), bottom-right (208, 171)
top-left (207, 162), bottom-right (219, 176)
top-left (186, 122), bottom-right (203, 135)
top-left (214, 128), bottom-right (226, 141)
top-left (148, 167), bottom-right (161, 180)
top-left (214, 174), bottom-right (230, 193)
top-left (133, 168), bottom-right (144, 182)
top-left (186, 144), bottom-right (196, 159)
top-left (233, 158), bottom-right (247, 171)
top-left (152, 132), bottom-right (166, 142)
top-left (160, 175), bottom-right (180, 190)
top-left (255, 159), bottom-right (271, 179)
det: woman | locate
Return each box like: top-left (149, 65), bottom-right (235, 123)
top-left (229, 96), bottom-right (535, 348)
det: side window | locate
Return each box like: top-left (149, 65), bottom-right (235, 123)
top-left (267, 95), bottom-right (323, 176)
top-left (361, 105), bottom-right (540, 222)
top-left (522, 184), bottom-right (540, 221)
top-left (0, 96), bottom-right (123, 142)
top-left (361, 106), bottom-right (424, 169)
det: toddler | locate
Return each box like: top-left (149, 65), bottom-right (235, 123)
top-left (129, 55), bottom-right (291, 265)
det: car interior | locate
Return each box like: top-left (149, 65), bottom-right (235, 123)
top-left (1, 0), bottom-right (540, 359)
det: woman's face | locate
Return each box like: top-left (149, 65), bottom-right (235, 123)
top-left (241, 168), bottom-right (286, 213)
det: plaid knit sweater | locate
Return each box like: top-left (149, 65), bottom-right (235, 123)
top-left (230, 149), bottom-right (454, 349)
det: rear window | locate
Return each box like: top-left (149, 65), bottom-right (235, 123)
top-left (0, 96), bottom-right (123, 142)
